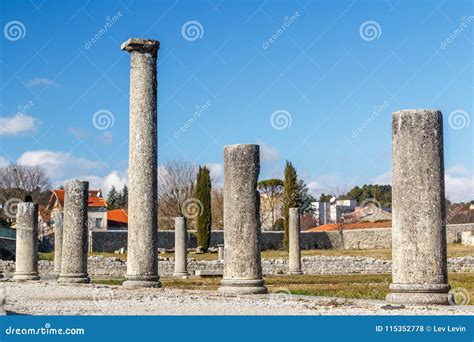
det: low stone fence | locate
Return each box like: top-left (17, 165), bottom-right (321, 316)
top-left (2, 255), bottom-right (473, 278)
top-left (84, 223), bottom-right (474, 253)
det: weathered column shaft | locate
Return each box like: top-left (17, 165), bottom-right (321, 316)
top-left (52, 211), bottom-right (64, 276)
top-left (387, 109), bottom-right (450, 305)
top-left (217, 244), bottom-right (224, 261)
top-left (173, 217), bottom-right (188, 276)
top-left (288, 207), bottom-right (302, 275)
top-left (218, 144), bottom-right (267, 294)
top-left (121, 38), bottom-right (160, 288)
top-left (58, 180), bottom-right (90, 284)
top-left (13, 202), bottom-right (39, 281)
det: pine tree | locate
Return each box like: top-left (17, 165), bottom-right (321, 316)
top-left (120, 185), bottom-right (128, 210)
top-left (297, 179), bottom-right (316, 214)
top-left (107, 186), bottom-right (119, 210)
top-left (195, 166), bottom-right (212, 251)
top-left (283, 161), bottom-right (299, 251)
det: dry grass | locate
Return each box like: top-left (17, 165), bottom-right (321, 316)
top-left (93, 273), bottom-right (474, 305)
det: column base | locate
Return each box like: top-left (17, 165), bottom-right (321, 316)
top-left (13, 272), bottom-right (40, 281)
top-left (173, 271), bottom-right (190, 278)
top-left (218, 278), bottom-right (268, 294)
top-left (386, 283), bottom-right (451, 305)
top-left (50, 271), bottom-right (61, 279)
top-left (288, 270), bottom-right (303, 275)
top-left (57, 273), bottom-right (90, 284)
top-left (123, 275), bottom-right (161, 288)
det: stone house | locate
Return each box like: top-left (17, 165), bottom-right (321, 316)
top-left (48, 189), bottom-right (108, 231)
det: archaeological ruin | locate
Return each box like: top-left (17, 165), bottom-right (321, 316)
top-left (3, 38), bottom-right (471, 313)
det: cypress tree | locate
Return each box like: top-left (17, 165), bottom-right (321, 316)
top-left (283, 161), bottom-right (299, 251)
top-left (196, 166), bottom-right (212, 251)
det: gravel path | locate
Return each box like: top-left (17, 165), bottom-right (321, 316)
top-left (3, 280), bottom-right (473, 316)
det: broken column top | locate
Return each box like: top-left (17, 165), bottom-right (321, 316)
top-left (121, 38), bottom-right (160, 52)
top-left (393, 109), bottom-right (441, 117)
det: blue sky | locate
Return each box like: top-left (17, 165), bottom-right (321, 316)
top-left (0, 0), bottom-right (472, 202)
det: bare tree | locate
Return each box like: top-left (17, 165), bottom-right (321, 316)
top-left (157, 160), bottom-right (197, 230)
top-left (0, 164), bottom-right (51, 194)
top-left (333, 185), bottom-right (349, 199)
top-left (0, 164), bottom-right (51, 224)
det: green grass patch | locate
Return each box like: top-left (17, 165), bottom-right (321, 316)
top-left (39, 252), bottom-right (54, 261)
top-left (92, 279), bottom-right (124, 286)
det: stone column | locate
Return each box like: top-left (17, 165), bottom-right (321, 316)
top-left (173, 217), bottom-right (189, 277)
top-left (121, 38), bottom-right (160, 288)
top-left (387, 109), bottom-right (450, 305)
top-left (288, 207), bottom-right (303, 275)
top-left (58, 180), bottom-right (90, 284)
top-left (52, 211), bottom-right (64, 277)
top-left (217, 244), bottom-right (224, 261)
top-left (218, 144), bottom-right (267, 294)
top-left (13, 202), bottom-right (39, 281)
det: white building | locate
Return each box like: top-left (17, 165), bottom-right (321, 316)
top-left (312, 199), bottom-right (356, 225)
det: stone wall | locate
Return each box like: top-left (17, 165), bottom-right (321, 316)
top-left (86, 223), bottom-right (474, 253)
top-left (2, 255), bottom-right (473, 278)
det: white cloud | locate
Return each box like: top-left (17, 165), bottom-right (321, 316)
top-left (85, 170), bottom-right (128, 194)
top-left (258, 140), bottom-right (280, 164)
top-left (445, 165), bottom-right (473, 202)
top-left (17, 150), bottom-right (103, 179)
top-left (302, 174), bottom-right (348, 198)
top-left (446, 164), bottom-right (470, 176)
top-left (68, 127), bottom-right (88, 139)
top-left (26, 78), bottom-right (59, 87)
top-left (373, 171), bottom-right (392, 184)
top-left (0, 114), bottom-right (39, 135)
top-left (205, 163), bottom-right (223, 186)
top-left (374, 166), bottom-right (473, 202)
top-left (97, 131), bottom-right (113, 144)
top-left (0, 156), bottom-right (10, 167)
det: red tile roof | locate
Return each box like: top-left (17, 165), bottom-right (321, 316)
top-left (306, 221), bottom-right (392, 232)
top-left (53, 189), bottom-right (107, 208)
top-left (107, 209), bottom-right (128, 224)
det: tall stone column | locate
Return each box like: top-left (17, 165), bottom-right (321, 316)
top-left (58, 180), bottom-right (90, 284)
top-left (52, 211), bottom-right (64, 277)
top-left (218, 144), bottom-right (267, 294)
top-left (121, 38), bottom-right (160, 288)
top-left (288, 207), bottom-right (303, 275)
top-left (387, 109), bottom-right (450, 305)
top-left (13, 202), bottom-right (39, 281)
top-left (173, 217), bottom-right (189, 277)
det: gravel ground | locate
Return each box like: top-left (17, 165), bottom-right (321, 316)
top-left (3, 280), bottom-right (473, 316)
